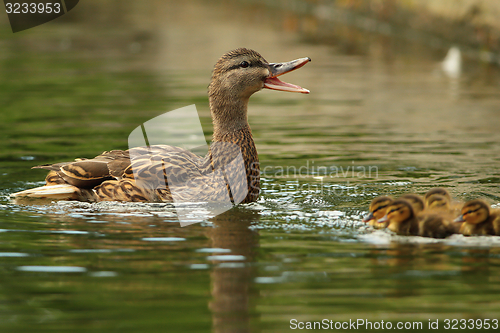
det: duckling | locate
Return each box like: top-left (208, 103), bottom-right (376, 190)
top-left (363, 196), bottom-right (393, 228)
top-left (379, 199), bottom-right (453, 238)
top-left (378, 199), bottom-right (419, 236)
top-left (417, 213), bottom-right (455, 238)
top-left (12, 48), bottom-right (311, 203)
top-left (424, 188), bottom-right (451, 203)
top-left (424, 189), bottom-right (462, 232)
top-left (399, 193), bottom-right (424, 214)
top-left (455, 200), bottom-right (500, 236)
top-left (423, 194), bottom-right (461, 234)
top-left (426, 194), bottom-right (451, 211)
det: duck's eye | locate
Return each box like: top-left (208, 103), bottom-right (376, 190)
top-left (239, 61), bottom-right (250, 68)
top-left (373, 205), bottom-right (387, 213)
top-left (465, 208), bottom-right (480, 215)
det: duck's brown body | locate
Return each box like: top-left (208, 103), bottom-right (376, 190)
top-left (12, 48), bottom-right (310, 203)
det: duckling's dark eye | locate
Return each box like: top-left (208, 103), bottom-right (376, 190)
top-left (465, 208), bottom-right (480, 215)
top-left (239, 61), bottom-right (250, 68)
top-left (373, 205), bottom-right (388, 213)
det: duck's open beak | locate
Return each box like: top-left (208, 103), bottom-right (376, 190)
top-left (264, 57), bottom-right (311, 94)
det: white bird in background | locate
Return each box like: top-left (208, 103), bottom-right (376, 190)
top-left (441, 46), bottom-right (462, 79)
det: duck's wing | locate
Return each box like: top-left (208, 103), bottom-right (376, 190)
top-left (15, 145), bottom-right (210, 202)
top-left (123, 147), bottom-right (206, 189)
top-left (95, 147), bottom-right (207, 202)
top-left (33, 150), bottom-right (131, 188)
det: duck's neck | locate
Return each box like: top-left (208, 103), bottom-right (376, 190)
top-left (209, 95), bottom-right (260, 203)
top-left (210, 94), bottom-right (250, 135)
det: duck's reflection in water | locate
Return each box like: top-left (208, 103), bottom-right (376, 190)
top-left (205, 208), bottom-right (260, 333)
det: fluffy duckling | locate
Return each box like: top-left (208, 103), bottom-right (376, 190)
top-left (455, 200), bottom-right (500, 236)
top-left (426, 194), bottom-right (451, 211)
top-left (378, 199), bottom-right (419, 236)
top-left (399, 194), bottom-right (424, 214)
top-left (417, 213), bottom-right (455, 238)
top-left (424, 189), bottom-right (462, 232)
top-left (424, 187), bottom-right (452, 210)
top-left (379, 199), bottom-right (453, 238)
top-left (363, 196), bottom-right (393, 229)
top-left (424, 188), bottom-right (451, 201)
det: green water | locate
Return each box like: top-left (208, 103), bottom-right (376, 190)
top-left (1, 1), bottom-right (500, 332)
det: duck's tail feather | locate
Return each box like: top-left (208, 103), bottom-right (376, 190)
top-left (10, 184), bottom-right (95, 202)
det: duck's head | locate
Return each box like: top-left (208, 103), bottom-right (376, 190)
top-left (455, 199), bottom-right (490, 224)
top-left (209, 48), bottom-right (310, 99)
top-left (378, 199), bottom-right (415, 225)
top-left (399, 194), bottom-right (424, 213)
top-left (424, 188), bottom-right (451, 202)
top-left (363, 196), bottom-right (393, 223)
top-left (426, 194), bottom-right (451, 211)
top-left (209, 48), bottom-right (310, 131)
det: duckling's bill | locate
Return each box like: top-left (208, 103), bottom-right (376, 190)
top-left (362, 212), bottom-right (374, 223)
top-left (264, 57), bottom-right (310, 94)
top-left (377, 215), bottom-right (388, 223)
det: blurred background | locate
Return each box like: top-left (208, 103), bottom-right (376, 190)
top-left (1, 1), bottom-right (500, 332)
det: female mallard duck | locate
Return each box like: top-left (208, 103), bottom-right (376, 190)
top-left (12, 48), bottom-right (310, 203)
top-left (455, 199), bottom-right (500, 236)
top-left (363, 196), bottom-right (393, 228)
